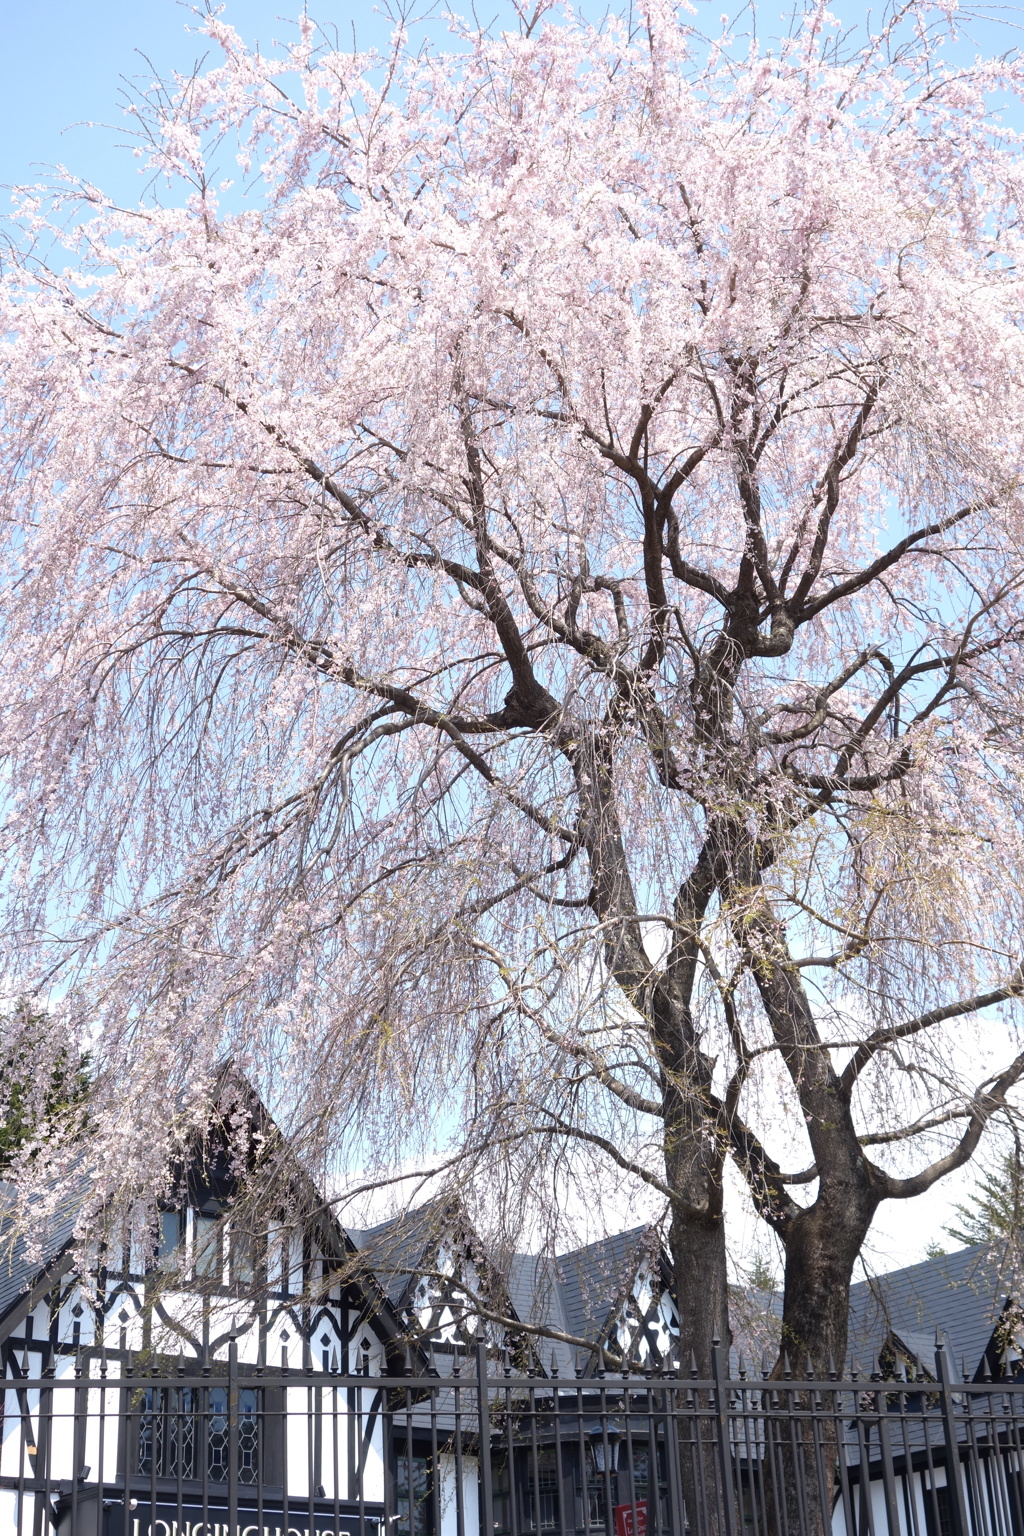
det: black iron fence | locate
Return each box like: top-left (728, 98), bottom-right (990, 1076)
top-left (3, 1338), bottom-right (1024, 1536)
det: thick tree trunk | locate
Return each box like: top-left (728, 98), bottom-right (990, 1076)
top-left (667, 1180), bottom-right (730, 1371)
top-left (716, 832), bottom-right (888, 1532)
top-left (669, 1204), bottom-right (731, 1536)
top-left (762, 1196), bottom-right (878, 1536)
top-left (779, 1193), bottom-right (877, 1373)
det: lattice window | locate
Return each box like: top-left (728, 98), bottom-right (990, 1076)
top-left (137, 1386), bottom-right (259, 1484)
top-left (523, 1449), bottom-right (561, 1531)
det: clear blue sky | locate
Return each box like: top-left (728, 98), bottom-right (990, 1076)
top-left (0, 0), bottom-right (400, 202)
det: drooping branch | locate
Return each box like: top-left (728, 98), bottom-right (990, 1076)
top-left (532, 1113), bottom-right (680, 1206)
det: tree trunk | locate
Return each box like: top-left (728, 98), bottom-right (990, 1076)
top-left (779, 1194), bottom-right (877, 1373)
top-left (718, 834), bottom-right (885, 1532)
top-left (669, 1197), bottom-right (730, 1371)
top-left (757, 1196), bottom-right (877, 1536)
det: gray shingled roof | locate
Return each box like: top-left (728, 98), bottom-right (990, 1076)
top-left (0, 1179), bottom-right (83, 1336)
top-left (352, 1208), bottom-right (659, 1373)
top-left (847, 1243), bottom-right (1010, 1380)
top-left (554, 1227), bottom-right (654, 1344)
top-left (350, 1198), bottom-right (470, 1309)
top-left (508, 1252), bottom-right (576, 1374)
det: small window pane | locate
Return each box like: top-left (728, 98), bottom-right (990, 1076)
top-left (158, 1211), bottom-right (180, 1263)
top-left (233, 1227), bottom-right (257, 1285)
top-left (194, 1213), bottom-right (221, 1278)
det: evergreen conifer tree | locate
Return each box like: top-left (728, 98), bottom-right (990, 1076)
top-left (945, 1150), bottom-right (1024, 1248)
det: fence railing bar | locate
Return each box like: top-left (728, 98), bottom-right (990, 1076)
top-left (477, 1341), bottom-right (496, 1536)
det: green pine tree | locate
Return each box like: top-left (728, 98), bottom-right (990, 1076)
top-left (944, 1150), bottom-right (1024, 1248)
top-left (0, 1006), bottom-right (90, 1176)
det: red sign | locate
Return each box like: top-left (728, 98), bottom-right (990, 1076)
top-left (614, 1502), bottom-right (648, 1536)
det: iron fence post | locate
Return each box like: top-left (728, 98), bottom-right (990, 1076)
top-left (228, 1333), bottom-right (239, 1536)
top-left (874, 1387), bottom-right (902, 1535)
top-left (935, 1336), bottom-right (970, 1536)
top-left (663, 1364), bottom-right (686, 1536)
top-left (710, 1338), bottom-right (738, 1536)
top-left (477, 1341), bottom-right (496, 1536)
top-left (120, 1351), bottom-right (134, 1536)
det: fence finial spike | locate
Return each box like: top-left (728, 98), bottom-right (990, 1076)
top-left (737, 1351), bottom-right (747, 1380)
top-left (782, 1351), bottom-right (792, 1380)
top-left (828, 1352), bottom-right (837, 1381)
top-left (550, 1349), bottom-right (559, 1379)
top-left (981, 1353), bottom-right (992, 1382)
top-left (760, 1351), bottom-right (771, 1379)
top-left (689, 1350), bottom-right (699, 1379)
top-left (805, 1352), bottom-right (815, 1380)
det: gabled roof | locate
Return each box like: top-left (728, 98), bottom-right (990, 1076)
top-left (0, 1077), bottom-right (409, 1349)
top-left (847, 1243), bottom-right (1010, 1380)
top-left (350, 1196), bottom-right (524, 1365)
top-left (499, 1226), bottom-right (669, 1376)
top-left (554, 1226), bottom-right (658, 1347)
top-left (351, 1202), bottom-right (669, 1374)
top-left (350, 1197), bottom-right (460, 1310)
top-left (507, 1252), bottom-right (574, 1375)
